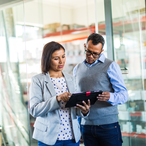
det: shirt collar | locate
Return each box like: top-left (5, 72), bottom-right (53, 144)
top-left (83, 53), bottom-right (105, 67)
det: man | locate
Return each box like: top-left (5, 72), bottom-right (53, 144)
top-left (73, 33), bottom-right (128, 146)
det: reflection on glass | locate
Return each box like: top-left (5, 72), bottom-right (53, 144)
top-left (0, 5), bottom-right (30, 146)
top-left (111, 0), bottom-right (146, 145)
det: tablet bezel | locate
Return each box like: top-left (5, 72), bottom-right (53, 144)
top-left (65, 90), bottom-right (102, 108)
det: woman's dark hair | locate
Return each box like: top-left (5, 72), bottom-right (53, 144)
top-left (87, 33), bottom-right (105, 49)
top-left (41, 41), bottom-right (65, 74)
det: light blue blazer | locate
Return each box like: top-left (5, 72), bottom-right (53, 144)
top-left (29, 72), bottom-right (81, 145)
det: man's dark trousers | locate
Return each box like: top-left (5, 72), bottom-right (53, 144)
top-left (81, 122), bottom-right (123, 146)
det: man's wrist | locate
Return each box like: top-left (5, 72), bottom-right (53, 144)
top-left (81, 110), bottom-right (90, 117)
top-left (82, 111), bottom-right (88, 116)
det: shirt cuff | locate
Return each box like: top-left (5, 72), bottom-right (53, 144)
top-left (80, 109), bottom-right (90, 118)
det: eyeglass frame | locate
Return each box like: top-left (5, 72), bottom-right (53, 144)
top-left (84, 46), bottom-right (102, 58)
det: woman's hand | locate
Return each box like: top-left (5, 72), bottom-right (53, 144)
top-left (76, 100), bottom-right (90, 115)
top-left (56, 92), bottom-right (72, 102)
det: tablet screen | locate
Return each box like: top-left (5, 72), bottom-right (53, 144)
top-left (65, 90), bottom-right (102, 108)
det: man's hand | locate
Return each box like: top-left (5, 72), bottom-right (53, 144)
top-left (76, 100), bottom-right (90, 115)
top-left (97, 91), bottom-right (110, 101)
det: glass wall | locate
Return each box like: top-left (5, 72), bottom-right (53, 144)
top-left (111, 0), bottom-right (146, 145)
top-left (0, 0), bottom-right (146, 146)
top-left (0, 4), bottom-right (30, 146)
top-left (0, 0), bottom-right (96, 145)
top-left (95, 0), bottom-right (146, 145)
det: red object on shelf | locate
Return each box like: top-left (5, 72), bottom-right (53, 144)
top-left (30, 122), bottom-right (34, 127)
top-left (59, 36), bottom-right (88, 43)
top-left (130, 111), bottom-right (142, 117)
top-left (122, 132), bottom-right (146, 138)
top-left (43, 26), bottom-right (95, 38)
top-left (43, 16), bottom-right (146, 40)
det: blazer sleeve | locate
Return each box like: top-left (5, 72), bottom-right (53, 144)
top-left (29, 76), bottom-right (60, 118)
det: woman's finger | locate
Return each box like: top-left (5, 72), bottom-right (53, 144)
top-left (64, 96), bottom-right (70, 102)
top-left (77, 103), bottom-right (89, 113)
top-left (68, 92), bottom-right (72, 96)
top-left (82, 100), bottom-right (90, 110)
top-left (82, 101), bottom-right (88, 108)
top-left (76, 103), bottom-right (84, 109)
top-left (76, 104), bottom-right (86, 112)
top-left (87, 100), bottom-right (90, 107)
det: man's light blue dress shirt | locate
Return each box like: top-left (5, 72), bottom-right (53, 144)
top-left (73, 53), bottom-right (128, 106)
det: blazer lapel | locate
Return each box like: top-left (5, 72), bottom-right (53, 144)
top-left (44, 73), bottom-right (56, 96)
top-left (63, 72), bottom-right (74, 93)
top-left (44, 72), bottom-right (74, 96)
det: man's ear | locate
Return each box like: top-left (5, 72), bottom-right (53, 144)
top-left (101, 49), bottom-right (104, 53)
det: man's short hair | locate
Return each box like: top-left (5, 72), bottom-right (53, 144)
top-left (87, 33), bottom-right (105, 49)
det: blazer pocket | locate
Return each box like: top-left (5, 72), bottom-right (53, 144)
top-left (33, 121), bottom-right (47, 132)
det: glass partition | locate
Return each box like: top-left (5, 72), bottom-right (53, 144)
top-left (111, 0), bottom-right (146, 145)
top-left (19, 0), bottom-right (96, 145)
top-left (42, 0), bottom-right (95, 74)
top-left (60, 0), bottom-right (93, 74)
top-left (0, 4), bottom-right (30, 146)
top-left (94, 0), bottom-right (107, 57)
top-left (95, 0), bottom-right (146, 145)
top-left (0, 0), bottom-right (145, 146)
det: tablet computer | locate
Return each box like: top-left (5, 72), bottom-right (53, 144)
top-left (65, 90), bottom-right (102, 108)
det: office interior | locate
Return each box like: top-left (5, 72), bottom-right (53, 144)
top-left (0, 0), bottom-right (146, 146)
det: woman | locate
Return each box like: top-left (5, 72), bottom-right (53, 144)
top-left (29, 41), bottom-right (90, 146)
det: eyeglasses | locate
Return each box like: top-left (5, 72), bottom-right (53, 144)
top-left (85, 49), bottom-right (101, 58)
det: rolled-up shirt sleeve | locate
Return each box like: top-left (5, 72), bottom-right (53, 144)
top-left (107, 62), bottom-right (129, 105)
